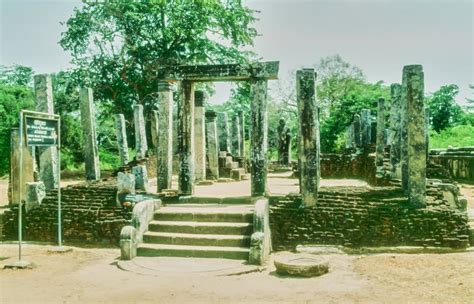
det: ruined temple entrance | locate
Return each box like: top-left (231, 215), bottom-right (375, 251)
top-left (155, 61), bottom-right (279, 198)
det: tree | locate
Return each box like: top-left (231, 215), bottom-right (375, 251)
top-left (0, 64), bottom-right (34, 87)
top-left (60, 0), bottom-right (258, 119)
top-left (427, 84), bottom-right (462, 133)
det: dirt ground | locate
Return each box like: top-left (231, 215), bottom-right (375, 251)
top-left (0, 244), bottom-right (473, 304)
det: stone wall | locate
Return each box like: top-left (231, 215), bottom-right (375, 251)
top-left (270, 186), bottom-right (469, 251)
top-left (3, 181), bottom-right (132, 245)
top-left (429, 147), bottom-right (474, 180)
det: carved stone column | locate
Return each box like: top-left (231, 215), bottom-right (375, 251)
top-left (79, 88), bottom-right (100, 181)
top-left (194, 90), bottom-right (206, 181)
top-left (205, 110), bottom-right (219, 179)
top-left (178, 81), bottom-right (195, 195)
top-left (115, 114), bottom-right (130, 166)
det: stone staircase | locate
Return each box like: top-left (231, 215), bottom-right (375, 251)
top-left (137, 204), bottom-right (254, 260)
top-left (217, 152), bottom-right (250, 181)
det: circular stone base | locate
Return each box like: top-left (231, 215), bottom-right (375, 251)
top-left (274, 254), bottom-right (329, 277)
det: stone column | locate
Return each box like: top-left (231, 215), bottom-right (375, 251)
top-left (238, 111), bottom-right (245, 157)
top-left (156, 82), bottom-right (173, 192)
top-left (178, 81), bottom-right (195, 196)
top-left (360, 109), bottom-right (371, 147)
top-left (353, 114), bottom-right (361, 147)
top-left (134, 104), bottom-right (148, 160)
top-left (375, 97), bottom-right (385, 173)
top-left (115, 114), bottom-right (129, 166)
top-left (194, 90), bottom-right (206, 181)
top-left (79, 88), bottom-right (100, 181)
top-left (389, 83), bottom-right (402, 178)
top-left (9, 128), bottom-right (34, 204)
top-left (250, 78), bottom-right (268, 197)
top-left (402, 65), bottom-right (426, 207)
top-left (296, 69), bottom-right (320, 207)
top-left (232, 115), bottom-right (242, 157)
top-left (219, 112), bottom-right (232, 153)
top-left (34, 74), bottom-right (58, 190)
top-left (205, 110), bottom-right (219, 179)
top-left (345, 125), bottom-right (354, 149)
top-left (425, 107), bottom-right (430, 160)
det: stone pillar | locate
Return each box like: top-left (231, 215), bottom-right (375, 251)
top-left (425, 107), bottom-right (430, 160)
top-left (296, 69), bottom-right (320, 207)
top-left (232, 115), bottom-right (242, 157)
top-left (219, 112), bottom-right (232, 153)
top-left (205, 110), bottom-right (219, 179)
top-left (132, 165), bottom-right (149, 192)
top-left (134, 104), bottom-right (148, 160)
top-left (79, 88), bottom-right (100, 181)
top-left (277, 118), bottom-right (291, 165)
top-left (250, 78), bottom-right (268, 197)
top-left (156, 82), bottom-right (173, 192)
top-left (375, 97), bottom-right (385, 173)
top-left (238, 111), bottom-right (245, 157)
top-left (178, 81), bottom-right (195, 196)
top-left (34, 74), bottom-right (58, 190)
top-left (345, 125), bottom-right (354, 149)
top-left (360, 109), bottom-right (371, 147)
top-left (389, 83), bottom-right (402, 178)
top-left (115, 114), bottom-right (129, 166)
top-left (402, 65), bottom-right (426, 207)
top-left (353, 114), bottom-right (361, 147)
top-left (194, 90), bottom-right (206, 181)
top-left (9, 128), bottom-right (34, 204)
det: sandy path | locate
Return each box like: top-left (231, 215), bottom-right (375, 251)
top-left (0, 244), bottom-right (473, 304)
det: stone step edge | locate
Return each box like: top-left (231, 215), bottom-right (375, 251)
top-left (143, 231), bottom-right (251, 240)
top-left (137, 243), bottom-right (250, 253)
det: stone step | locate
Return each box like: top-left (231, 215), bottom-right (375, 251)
top-left (148, 221), bottom-right (253, 235)
top-left (143, 232), bottom-right (251, 247)
top-left (137, 243), bottom-right (250, 260)
top-left (231, 168), bottom-right (245, 181)
top-left (241, 173), bottom-right (251, 180)
top-left (154, 210), bottom-right (253, 223)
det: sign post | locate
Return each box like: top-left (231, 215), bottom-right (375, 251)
top-left (6, 110), bottom-right (61, 268)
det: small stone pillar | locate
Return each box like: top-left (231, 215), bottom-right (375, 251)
top-left (353, 114), bottom-right (361, 147)
top-left (132, 165), bottom-right (149, 192)
top-left (277, 118), bottom-right (291, 165)
top-left (134, 104), bottom-right (148, 160)
top-left (389, 83), bottom-right (402, 178)
top-left (232, 115), bottom-right (242, 157)
top-left (115, 114), bottom-right (130, 166)
top-left (156, 82), bottom-right (173, 192)
top-left (79, 88), bottom-right (100, 181)
top-left (34, 74), bottom-right (59, 190)
top-left (117, 172), bottom-right (135, 206)
top-left (205, 110), bottom-right (219, 179)
top-left (178, 81), bottom-right (195, 196)
top-left (402, 65), bottom-right (426, 207)
top-left (25, 181), bottom-right (46, 212)
top-left (194, 91), bottom-right (206, 181)
top-left (238, 111), bottom-right (246, 157)
top-left (9, 128), bottom-right (34, 204)
top-left (250, 78), bottom-right (269, 197)
top-left (219, 112), bottom-right (232, 153)
top-left (360, 109), bottom-right (371, 147)
top-left (296, 68), bottom-right (320, 207)
top-left (345, 125), bottom-right (354, 149)
top-left (425, 107), bottom-right (430, 160)
top-left (375, 97), bottom-right (385, 173)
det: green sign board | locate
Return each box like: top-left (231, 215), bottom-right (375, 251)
top-left (24, 116), bottom-right (59, 147)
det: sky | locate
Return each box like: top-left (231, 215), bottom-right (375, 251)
top-left (1, 0), bottom-right (472, 105)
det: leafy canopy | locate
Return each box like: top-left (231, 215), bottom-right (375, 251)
top-left (426, 84), bottom-right (462, 133)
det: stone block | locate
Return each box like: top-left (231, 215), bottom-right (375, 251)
top-left (132, 165), bottom-right (149, 192)
top-left (25, 182), bottom-right (46, 212)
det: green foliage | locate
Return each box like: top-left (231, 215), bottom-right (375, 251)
top-left (426, 84), bottom-right (462, 133)
top-left (429, 125), bottom-right (474, 149)
top-left (60, 0), bottom-right (258, 119)
top-left (0, 64), bottom-right (34, 87)
top-left (0, 82), bottom-right (35, 175)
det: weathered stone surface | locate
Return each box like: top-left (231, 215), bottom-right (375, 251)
top-left (274, 254), bottom-right (329, 277)
top-left (345, 124), bottom-right (355, 149)
top-left (156, 82), bottom-right (173, 192)
top-left (80, 88), bottom-right (100, 181)
top-left (238, 111), bottom-right (246, 157)
top-left (389, 83), bottom-right (402, 178)
top-left (178, 81), bottom-right (195, 195)
top-left (277, 118), bottom-right (291, 165)
top-left (353, 114), bottom-right (361, 147)
top-left (9, 128), bottom-right (34, 204)
top-left (132, 165), bottom-right (149, 192)
top-left (231, 115), bottom-right (242, 157)
top-left (360, 109), bottom-right (371, 147)
top-left (194, 91), bottom-right (206, 181)
top-left (403, 65), bottom-right (426, 207)
top-left (250, 78), bottom-right (268, 196)
top-left (375, 97), bottom-right (385, 175)
top-left (297, 69), bottom-right (320, 206)
top-left (120, 225), bottom-right (137, 260)
top-left (117, 172), bottom-right (136, 205)
top-left (115, 114), bottom-right (130, 166)
top-left (218, 112), bottom-right (232, 153)
top-left (34, 74), bottom-right (59, 190)
top-left (134, 104), bottom-right (148, 160)
top-left (205, 111), bottom-right (219, 179)
top-left (131, 199), bottom-right (161, 243)
top-left (25, 181), bottom-right (46, 212)
top-left (249, 198), bottom-right (271, 265)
